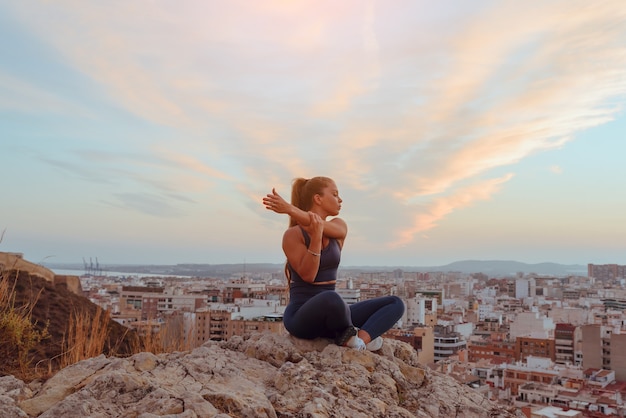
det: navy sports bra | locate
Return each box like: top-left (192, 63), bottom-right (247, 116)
top-left (287, 227), bottom-right (341, 303)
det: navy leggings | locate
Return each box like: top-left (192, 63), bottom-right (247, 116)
top-left (283, 290), bottom-right (405, 341)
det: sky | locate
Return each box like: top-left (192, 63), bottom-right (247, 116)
top-left (1, 1), bottom-right (626, 268)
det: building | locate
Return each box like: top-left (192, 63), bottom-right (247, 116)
top-left (183, 309), bottom-right (285, 347)
top-left (554, 323), bottom-right (576, 366)
top-left (516, 336), bottom-right (555, 362)
top-left (222, 279), bottom-right (266, 303)
top-left (499, 357), bottom-right (559, 396)
top-left (336, 278), bottom-right (360, 304)
top-left (158, 292), bottom-right (208, 315)
top-left (227, 314), bottom-right (285, 341)
top-left (405, 296), bottom-right (437, 327)
top-left (580, 324), bottom-right (626, 381)
top-left (468, 331), bottom-right (515, 364)
top-left (588, 263), bottom-right (626, 282)
top-left (601, 297), bottom-right (626, 312)
top-left (359, 283), bottom-right (399, 300)
top-left (416, 289), bottom-right (444, 306)
top-left (509, 312), bottom-right (555, 340)
top-left (433, 325), bottom-right (467, 363)
top-left (475, 316), bottom-right (505, 334)
top-left (207, 309), bottom-right (230, 341)
top-left (119, 286), bottom-right (164, 320)
top-left (547, 307), bottom-right (590, 326)
top-left (514, 278), bottom-right (533, 299)
top-left (529, 406), bottom-right (582, 418)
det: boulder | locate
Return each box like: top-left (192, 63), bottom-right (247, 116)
top-left (0, 332), bottom-right (523, 417)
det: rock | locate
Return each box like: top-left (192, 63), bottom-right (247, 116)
top-left (0, 376), bottom-right (30, 418)
top-left (2, 332), bottom-right (523, 417)
top-left (18, 354), bottom-right (111, 416)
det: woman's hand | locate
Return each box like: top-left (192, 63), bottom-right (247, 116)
top-left (301, 211), bottom-right (323, 242)
top-left (263, 188), bottom-right (291, 214)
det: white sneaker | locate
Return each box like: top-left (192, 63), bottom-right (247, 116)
top-left (366, 336), bottom-right (383, 351)
top-left (345, 335), bottom-right (366, 351)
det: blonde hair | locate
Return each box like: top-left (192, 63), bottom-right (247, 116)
top-left (289, 176), bottom-right (333, 227)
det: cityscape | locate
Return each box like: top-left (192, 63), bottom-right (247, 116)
top-left (3, 1), bottom-right (626, 416)
top-left (37, 255), bottom-right (626, 418)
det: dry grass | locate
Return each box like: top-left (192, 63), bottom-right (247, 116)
top-left (60, 307), bottom-right (111, 368)
top-left (0, 269), bottom-right (50, 378)
top-left (129, 317), bottom-right (195, 354)
top-left (57, 310), bottom-right (194, 369)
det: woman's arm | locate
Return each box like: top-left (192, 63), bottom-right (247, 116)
top-left (283, 212), bottom-right (324, 283)
top-left (263, 188), bottom-right (347, 239)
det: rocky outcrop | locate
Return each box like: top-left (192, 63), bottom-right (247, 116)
top-left (0, 332), bottom-right (523, 418)
top-left (0, 252), bottom-right (82, 296)
top-left (51, 275), bottom-right (82, 295)
top-left (0, 252), bottom-right (55, 283)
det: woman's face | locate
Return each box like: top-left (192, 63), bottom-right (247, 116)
top-left (317, 181), bottom-right (342, 216)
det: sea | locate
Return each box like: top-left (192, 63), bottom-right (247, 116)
top-left (49, 268), bottom-right (185, 279)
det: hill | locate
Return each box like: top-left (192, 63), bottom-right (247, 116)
top-left (421, 259), bottom-right (587, 276)
top-left (45, 259), bottom-right (588, 278)
top-left (0, 269), bottom-right (138, 380)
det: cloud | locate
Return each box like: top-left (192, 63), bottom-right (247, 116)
top-left (550, 165), bottom-right (563, 175)
top-left (4, 0), bottom-right (626, 256)
top-left (390, 173), bottom-right (515, 248)
top-left (109, 193), bottom-right (183, 217)
top-left (42, 147), bottom-right (223, 206)
top-left (0, 71), bottom-right (88, 115)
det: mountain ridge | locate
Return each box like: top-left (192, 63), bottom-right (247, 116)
top-left (45, 259), bottom-right (588, 277)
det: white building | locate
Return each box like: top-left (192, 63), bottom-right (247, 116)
top-left (530, 406), bottom-right (582, 417)
top-left (405, 296), bottom-right (437, 326)
top-left (547, 307), bottom-right (591, 326)
top-left (478, 303), bottom-right (494, 321)
top-left (515, 279), bottom-right (536, 299)
top-left (336, 278), bottom-right (360, 305)
top-left (509, 312), bottom-right (555, 340)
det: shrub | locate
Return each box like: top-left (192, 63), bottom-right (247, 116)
top-left (0, 269), bottom-right (50, 378)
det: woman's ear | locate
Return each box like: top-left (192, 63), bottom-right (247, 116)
top-left (313, 193), bottom-right (322, 205)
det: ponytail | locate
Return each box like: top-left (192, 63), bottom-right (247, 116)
top-left (288, 176), bottom-right (333, 227)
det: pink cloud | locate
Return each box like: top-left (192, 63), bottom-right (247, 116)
top-left (390, 173), bottom-right (514, 247)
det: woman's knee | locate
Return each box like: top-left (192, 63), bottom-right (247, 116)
top-left (390, 296), bottom-right (405, 315)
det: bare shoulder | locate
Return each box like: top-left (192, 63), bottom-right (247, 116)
top-left (328, 217), bottom-right (348, 237)
top-left (283, 226), bottom-right (303, 241)
top-left (328, 217), bottom-right (347, 228)
top-left (282, 226), bottom-right (306, 254)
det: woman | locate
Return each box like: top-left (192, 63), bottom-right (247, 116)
top-left (263, 176), bottom-right (404, 351)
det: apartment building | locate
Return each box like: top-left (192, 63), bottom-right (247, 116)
top-left (554, 323), bottom-right (577, 366)
top-left (433, 325), bottom-right (467, 362)
top-left (222, 280), bottom-right (267, 303)
top-left (515, 336), bottom-right (555, 362)
top-left (509, 312), bottom-right (555, 340)
top-left (498, 357), bottom-right (559, 396)
top-left (580, 324), bottom-right (626, 381)
top-left (227, 314), bottom-right (285, 340)
top-left (336, 278), bottom-right (360, 305)
top-left (405, 295), bottom-right (437, 327)
top-left (467, 331), bottom-right (515, 364)
top-left (588, 263), bottom-right (626, 282)
top-left (415, 289), bottom-right (444, 306)
top-left (359, 283), bottom-right (399, 300)
top-left (119, 286), bottom-right (164, 320)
